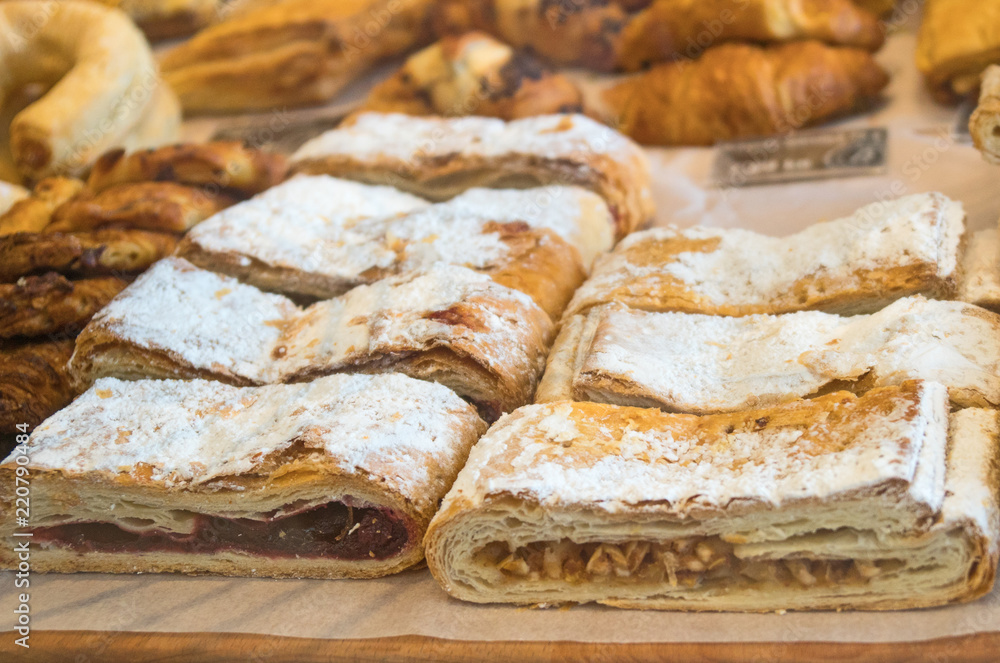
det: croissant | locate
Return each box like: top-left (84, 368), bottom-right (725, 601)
top-left (0, 230), bottom-right (178, 281)
top-left (603, 41), bottom-right (889, 146)
top-left (917, 0), bottom-right (1000, 102)
top-left (619, 0), bottom-right (884, 71)
top-left (0, 273), bottom-right (127, 339)
top-left (0, 177), bottom-right (85, 237)
top-left (359, 32), bottom-right (585, 120)
top-left (971, 66), bottom-right (1000, 165)
top-left (0, 338), bottom-right (75, 433)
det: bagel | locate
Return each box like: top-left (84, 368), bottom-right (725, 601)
top-left (0, 1), bottom-right (180, 180)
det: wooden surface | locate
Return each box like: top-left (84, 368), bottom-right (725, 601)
top-left (1, 631), bottom-right (999, 662)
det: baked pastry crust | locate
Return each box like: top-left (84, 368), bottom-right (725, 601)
top-left (0, 1), bottom-right (179, 178)
top-left (0, 182), bottom-right (27, 217)
top-left (0, 337), bottom-right (75, 433)
top-left (0, 373), bottom-right (486, 578)
top-left (0, 273), bottom-right (126, 339)
top-left (565, 193), bottom-right (965, 317)
top-left (46, 182), bottom-right (236, 233)
top-left (917, 0), bottom-right (1000, 102)
top-left (86, 142), bottom-right (288, 197)
top-left (971, 66), bottom-right (1000, 165)
top-left (604, 41), bottom-right (889, 145)
top-left (115, 0), bottom-right (220, 41)
top-left (431, 0), bottom-right (629, 71)
top-left (619, 0), bottom-right (883, 71)
top-left (290, 113), bottom-right (653, 240)
top-left (426, 382), bottom-right (1000, 610)
top-left (180, 179), bottom-right (604, 315)
top-left (160, 0), bottom-right (434, 113)
top-left (0, 230), bottom-right (177, 281)
top-left (537, 297), bottom-right (1000, 413)
top-left (0, 177), bottom-right (85, 237)
top-left (959, 227), bottom-right (1000, 313)
top-left (69, 258), bottom-right (554, 421)
top-left (359, 31), bottom-right (585, 120)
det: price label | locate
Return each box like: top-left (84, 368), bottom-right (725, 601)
top-left (712, 127), bottom-right (888, 188)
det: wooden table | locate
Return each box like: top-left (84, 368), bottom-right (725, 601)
top-left (2, 631), bottom-right (999, 662)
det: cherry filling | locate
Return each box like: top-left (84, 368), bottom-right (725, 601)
top-left (30, 502), bottom-right (411, 561)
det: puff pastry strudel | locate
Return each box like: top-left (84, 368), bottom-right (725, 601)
top-left (290, 113), bottom-right (653, 240)
top-left (566, 193), bottom-right (965, 317)
top-left (0, 373), bottom-right (485, 578)
top-left (538, 297), bottom-right (1000, 412)
top-left (959, 228), bottom-right (1000, 313)
top-left (70, 258), bottom-right (554, 421)
top-left (426, 382), bottom-right (1000, 610)
top-left (181, 182), bottom-right (606, 314)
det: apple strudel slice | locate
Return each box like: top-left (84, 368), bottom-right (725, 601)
top-left (289, 113), bottom-right (653, 240)
top-left (180, 183), bottom-right (607, 315)
top-left (425, 381), bottom-right (1000, 610)
top-left (565, 193), bottom-right (965, 318)
top-left (959, 228), bottom-right (1000, 313)
top-left (537, 297), bottom-right (1000, 413)
top-left (70, 258), bottom-right (554, 421)
top-left (0, 373), bottom-right (485, 578)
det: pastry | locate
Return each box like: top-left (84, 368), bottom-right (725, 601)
top-left (537, 297), bottom-right (1000, 413)
top-left (853, 0), bottom-right (895, 14)
top-left (290, 113), bottom-right (653, 240)
top-left (971, 66), bottom-right (1000, 164)
top-left (0, 273), bottom-right (127, 339)
top-left (0, 230), bottom-right (178, 281)
top-left (431, 0), bottom-right (629, 71)
top-left (0, 182), bottom-right (26, 217)
top-left (603, 41), bottom-right (889, 145)
top-left (0, 338), bottom-right (75, 433)
top-left (619, 0), bottom-right (883, 72)
top-left (159, 0), bottom-right (434, 113)
top-left (565, 193), bottom-right (965, 318)
top-left (0, 178), bottom-right (85, 237)
top-left (959, 228), bottom-right (1000, 313)
top-left (917, 0), bottom-right (1000, 102)
top-left (359, 31), bottom-right (585, 119)
top-left (0, 1), bottom-right (180, 178)
top-left (70, 258), bottom-right (554, 421)
top-left (86, 143), bottom-right (288, 197)
top-left (117, 0), bottom-right (220, 40)
top-left (0, 373), bottom-right (486, 578)
top-left (46, 183), bottom-right (237, 233)
top-left (180, 180), bottom-right (607, 313)
top-left (425, 381), bottom-right (1000, 611)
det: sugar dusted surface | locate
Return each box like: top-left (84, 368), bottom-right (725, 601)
top-left (447, 382), bottom-right (949, 514)
top-left (577, 296), bottom-right (1000, 411)
top-left (14, 374), bottom-right (483, 503)
top-left (572, 192), bottom-right (963, 310)
top-left (185, 175), bottom-right (428, 275)
top-left (84, 258), bottom-right (297, 383)
top-left (959, 228), bottom-right (1000, 306)
top-left (292, 113), bottom-right (644, 166)
top-left (275, 264), bottom-right (548, 382)
top-left (188, 185), bottom-right (608, 282)
top-left (942, 408), bottom-right (1000, 543)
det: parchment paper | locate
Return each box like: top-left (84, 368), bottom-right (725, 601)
top-left (4, 13), bottom-right (1000, 645)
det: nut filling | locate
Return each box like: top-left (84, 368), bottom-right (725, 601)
top-left (475, 536), bottom-right (904, 588)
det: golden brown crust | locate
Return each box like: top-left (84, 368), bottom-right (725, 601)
top-left (47, 182), bottom-right (236, 233)
top-left (971, 66), bottom-right (1000, 165)
top-left (0, 273), bottom-right (127, 339)
top-left (0, 337), bottom-right (75, 433)
top-left (916, 0), bottom-right (1000, 103)
top-left (618, 0), bottom-right (883, 72)
top-left (160, 0), bottom-right (434, 113)
top-left (432, 0), bottom-right (629, 71)
top-left (87, 143), bottom-right (288, 197)
top-left (604, 41), bottom-right (889, 146)
top-left (0, 230), bottom-right (178, 281)
top-left (0, 177), bottom-right (86, 237)
top-left (359, 32), bottom-right (585, 120)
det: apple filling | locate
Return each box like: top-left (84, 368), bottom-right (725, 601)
top-left (31, 501), bottom-right (412, 561)
top-left (476, 536), bottom-right (903, 588)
